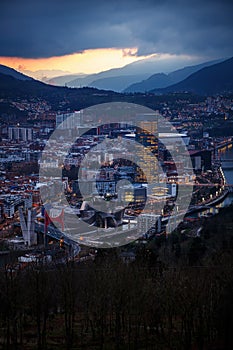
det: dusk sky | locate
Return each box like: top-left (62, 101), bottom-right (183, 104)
top-left (0, 0), bottom-right (233, 77)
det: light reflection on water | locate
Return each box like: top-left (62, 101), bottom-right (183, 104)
top-left (218, 144), bottom-right (233, 209)
top-left (187, 144), bottom-right (233, 218)
top-left (187, 193), bottom-right (233, 219)
top-left (219, 143), bottom-right (233, 185)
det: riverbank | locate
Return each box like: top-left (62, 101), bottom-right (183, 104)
top-left (185, 188), bottom-right (228, 216)
top-left (184, 144), bottom-right (233, 219)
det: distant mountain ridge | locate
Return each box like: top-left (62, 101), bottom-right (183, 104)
top-left (0, 64), bottom-right (33, 81)
top-left (46, 73), bottom-right (88, 86)
top-left (47, 55), bottom-right (207, 91)
top-left (64, 70), bottom-right (151, 90)
top-left (87, 74), bottom-right (148, 92)
top-left (0, 72), bottom-right (58, 97)
top-left (1, 57), bottom-right (232, 100)
top-left (150, 57), bottom-right (233, 95)
top-left (0, 72), bottom-right (117, 98)
top-left (124, 59), bottom-right (224, 93)
top-left (0, 70), bottom-right (123, 117)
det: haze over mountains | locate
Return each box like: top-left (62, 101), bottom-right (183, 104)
top-left (151, 57), bottom-right (233, 95)
top-left (45, 55), bottom-right (206, 91)
top-left (124, 59), bottom-right (224, 93)
top-left (47, 73), bottom-right (87, 86)
top-left (23, 69), bottom-right (72, 82)
top-left (43, 57), bottom-right (226, 93)
top-left (0, 71), bottom-right (111, 99)
top-left (0, 56), bottom-right (233, 98)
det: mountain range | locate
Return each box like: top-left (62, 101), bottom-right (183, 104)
top-left (46, 55), bottom-right (206, 91)
top-left (22, 69), bottom-right (73, 82)
top-left (124, 59), bottom-right (224, 93)
top-left (150, 57), bottom-right (233, 95)
top-left (47, 73), bottom-right (87, 86)
top-left (0, 57), bottom-right (233, 100)
top-left (0, 69), bottom-right (121, 115)
top-left (0, 64), bottom-right (33, 81)
top-left (45, 57), bottom-right (225, 93)
top-left (0, 71), bottom-right (117, 100)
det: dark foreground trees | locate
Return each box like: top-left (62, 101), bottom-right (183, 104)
top-left (0, 254), bottom-right (232, 350)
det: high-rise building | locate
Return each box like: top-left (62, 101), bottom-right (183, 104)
top-left (56, 111), bottom-right (83, 129)
top-left (135, 113), bottom-right (158, 183)
top-left (8, 127), bottom-right (33, 141)
top-left (137, 213), bottom-right (162, 236)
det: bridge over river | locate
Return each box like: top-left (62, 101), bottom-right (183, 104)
top-left (35, 222), bottom-right (80, 257)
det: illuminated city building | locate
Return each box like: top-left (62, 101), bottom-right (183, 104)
top-left (8, 127), bottom-right (33, 141)
top-left (56, 111), bottom-right (83, 129)
top-left (135, 113), bottom-right (159, 183)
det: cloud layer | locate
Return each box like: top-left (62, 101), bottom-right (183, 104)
top-left (1, 0), bottom-right (232, 58)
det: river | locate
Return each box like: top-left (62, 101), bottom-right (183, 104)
top-left (187, 143), bottom-right (233, 219)
top-left (218, 143), bottom-right (233, 184)
top-left (217, 143), bottom-right (233, 206)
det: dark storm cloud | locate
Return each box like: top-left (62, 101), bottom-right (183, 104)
top-left (0, 0), bottom-right (232, 58)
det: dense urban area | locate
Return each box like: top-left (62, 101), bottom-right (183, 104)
top-left (1, 63), bottom-right (233, 349)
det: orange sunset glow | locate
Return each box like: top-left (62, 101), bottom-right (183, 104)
top-left (0, 48), bottom-right (153, 78)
